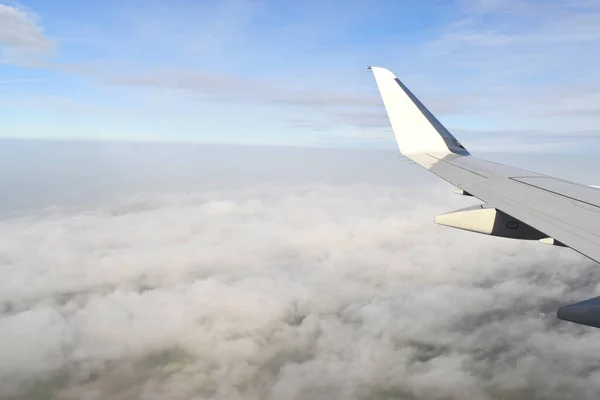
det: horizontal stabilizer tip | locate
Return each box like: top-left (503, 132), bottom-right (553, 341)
top-left (558, 297), bottom-right (600, 328)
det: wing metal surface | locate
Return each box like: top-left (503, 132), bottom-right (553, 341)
top-left (367, 66), bottom-right (600, 264)
top-left (367, 66), bottom-right (600, 328)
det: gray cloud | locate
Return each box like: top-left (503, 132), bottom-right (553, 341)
top-left (0, 5), bottom-right (53, 58)
top-left (1, 179), bottom-right (600, 399)
top-left (452, 129), bottom-right (600, 153)
top-left (109, 70), bottom-right (379, 109)
top-left (107, 71), bottom-right (480, 143)
top-left (432, 0), bottom-right (600, 56)
top-left (326, 110), bottom-right (389, 129)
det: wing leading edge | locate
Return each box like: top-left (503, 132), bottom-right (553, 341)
top-left (368, 66), bottom-right (600, 328)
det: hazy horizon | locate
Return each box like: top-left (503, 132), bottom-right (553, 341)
top-left (3, 138), bottom-right (600, 214)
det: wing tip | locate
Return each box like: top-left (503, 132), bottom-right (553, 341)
top-left (367, 65), bottom-right (470, 157)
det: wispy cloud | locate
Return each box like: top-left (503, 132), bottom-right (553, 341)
top-left (2, 0), bottom-right (600, 150)
top-left (103, 0), bottom-right (600, 148)
top-left (0, 78), bottom-right (39, 84)
top-left (109, 70), bottom-right (378, 109)
top-left (0, 4), bottom-right (53, 60)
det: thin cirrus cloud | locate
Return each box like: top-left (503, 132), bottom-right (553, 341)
top-left (1, 0), bottom-right (600, 150)
top-left (108, 71), bottom-right (379, 109)
top-left (0, 78), bottom-right (39, 84)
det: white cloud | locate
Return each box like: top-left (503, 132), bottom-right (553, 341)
top-left (0, 182), bottom-right (599, 399)
top-left (0, 4), bottom-right (53, 59)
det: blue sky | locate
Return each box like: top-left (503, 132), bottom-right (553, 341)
top-left (1, 0), bottom-right (600, 151)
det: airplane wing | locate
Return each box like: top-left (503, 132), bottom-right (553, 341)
top-left (367, 66), bottom-right (600, 328)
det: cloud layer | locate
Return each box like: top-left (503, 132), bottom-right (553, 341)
top-left (1, 181), bottom-right (600, 399)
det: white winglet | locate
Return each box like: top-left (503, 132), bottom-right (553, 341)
top-left (368, 66), bottom-right (469, 166)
